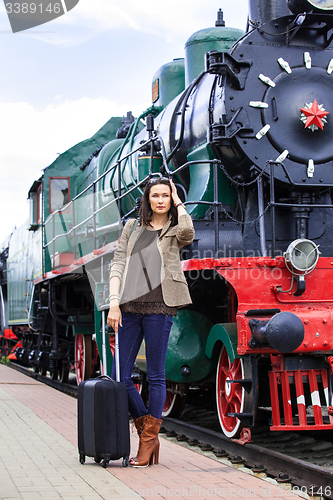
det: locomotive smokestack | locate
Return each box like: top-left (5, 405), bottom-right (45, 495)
top-left (248, 0), bottom-right (292, 26)
top-left (215, 9), bottom-right (225, 27)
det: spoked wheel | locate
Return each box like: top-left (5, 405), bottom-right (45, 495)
top-left (33, 364), bottom-right (40, 374)
top-left (58, 360), bottom-right (69, 383)
top-left (75, 334), bottom-right (92, 385)
top-left (162, 381), bottom-right (188, 418)
top-left (216, 346), bottom-right (252, 438)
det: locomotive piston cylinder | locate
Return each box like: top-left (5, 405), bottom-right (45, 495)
top-left (248, 311), bottom-right (304, 352)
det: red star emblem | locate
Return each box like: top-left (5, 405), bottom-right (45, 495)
top-left (300, 99), bottom-right (329, 130)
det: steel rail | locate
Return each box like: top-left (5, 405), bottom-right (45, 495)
top-left (162, 417), bottom-right (333, 499)
top-left (7, 362), bottom-right (78, 398)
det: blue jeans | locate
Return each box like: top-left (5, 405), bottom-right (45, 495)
top-left (111, 312), bottom-right (173, 419)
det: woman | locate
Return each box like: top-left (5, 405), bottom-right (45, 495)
top-left (107, 177), bottom-right (194, 467)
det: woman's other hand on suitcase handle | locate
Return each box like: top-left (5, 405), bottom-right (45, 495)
top-left (107, 303), bottom-right (122, 334)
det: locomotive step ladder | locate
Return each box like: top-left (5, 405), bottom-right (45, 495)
top-left (269, 368), bottom-right (333, 430)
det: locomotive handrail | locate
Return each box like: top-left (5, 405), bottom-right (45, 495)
top-left (43, 135), bottom-right (161, 249)
top-left (268, 160), bottom-right (333, 256)
top-left (43, 160), bottom-right (211, 248)
top-left (44, 135), bottom-right (160, 225)
top-left (43, 152), bottom-right (224, 247)
top-left (275, 159), bottom-right (333, 188)
top-left (44, 140), bottom-right (333, 261)
top-left (44, 175), bottom-right (151, 246)
top-left (46, 138), bottom-right (333, 261)
top-left (167, 71), bottom-right (206, 163)
top-left (43, 152), bottom-right (231, 260)
top-left (43, 152), bottom-right (272, 259)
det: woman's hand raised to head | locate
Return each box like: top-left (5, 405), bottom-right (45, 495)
top-left (170, 179), bottom-right (187, 214)
top-left (169, 179), bottom-right (181, 207)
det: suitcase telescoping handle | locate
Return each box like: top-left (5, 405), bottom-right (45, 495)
top-left (114, 330), bottom-right (120, 383)
top-left (101, 307), bottom-right (120, 382)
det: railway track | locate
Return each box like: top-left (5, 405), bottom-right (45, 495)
top-left (7, 362), bottom-right (333, 499)
top-left (7, 361), bottom-right (79, 398)
top-left (161, 419), bottom-right (333, 500)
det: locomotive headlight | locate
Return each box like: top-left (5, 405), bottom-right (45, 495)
top-left (288, 0), bottom-right (333, 14)
top-left (284, 239), bottom-right (320, 274)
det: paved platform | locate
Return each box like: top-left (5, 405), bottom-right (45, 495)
top-left (0, 364), bottom-right (302, 500)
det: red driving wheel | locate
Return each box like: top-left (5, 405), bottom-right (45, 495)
top-left (216, 346), bottom-right (245, 438)
top-left (75, 334), bottom-right (92, 385)
top-left (162, 381), bottom-right (188, 418)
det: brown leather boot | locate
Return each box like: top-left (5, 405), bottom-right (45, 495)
top-left (133, 416), bottom-right (145, 437)
top-left (130, 416), bottom-right (145, 462)
top-left (130, 414), bottom-right (162, 467)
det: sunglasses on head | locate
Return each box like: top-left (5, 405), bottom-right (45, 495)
top-left (147, 176), bottom-right (171, 184)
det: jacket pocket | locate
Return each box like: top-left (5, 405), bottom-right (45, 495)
top-left (172, 272), bottom-right (187, 284)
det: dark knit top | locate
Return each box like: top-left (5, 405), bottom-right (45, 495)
top-left (120, 228), bottom-right (177, 316)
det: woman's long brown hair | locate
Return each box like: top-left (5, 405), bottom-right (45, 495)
top-left (138, 178), bottom-right (178, 227)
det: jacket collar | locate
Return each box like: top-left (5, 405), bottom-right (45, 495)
top-left (159, 216), bottom-right (172, 239)
top-left (128, 216), bottom-right (172, 251)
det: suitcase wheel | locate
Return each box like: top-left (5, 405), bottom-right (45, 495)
top-left (101, 459), bottom-right (109, 468)
top-left (79, 453), bottom-right (85, 465)
top-left (94, 457), bottom-right (101, 464)
top-left (122, 457), bottom-right (129, 467)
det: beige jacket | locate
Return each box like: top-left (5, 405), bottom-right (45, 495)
top-left (109, 213), bottom-right (195, 308)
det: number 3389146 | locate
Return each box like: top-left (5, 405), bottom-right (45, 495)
top-left (5, 3), bottom-right (62, 14)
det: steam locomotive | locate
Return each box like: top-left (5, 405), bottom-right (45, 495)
top-left (1, 0), bottom-right (333, 438)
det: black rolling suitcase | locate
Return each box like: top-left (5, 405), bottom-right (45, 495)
top-left (77, 308), bottom-right (130, 467)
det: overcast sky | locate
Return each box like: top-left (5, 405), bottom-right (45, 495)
top-left (0, 0), bottom-right (249, 246)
